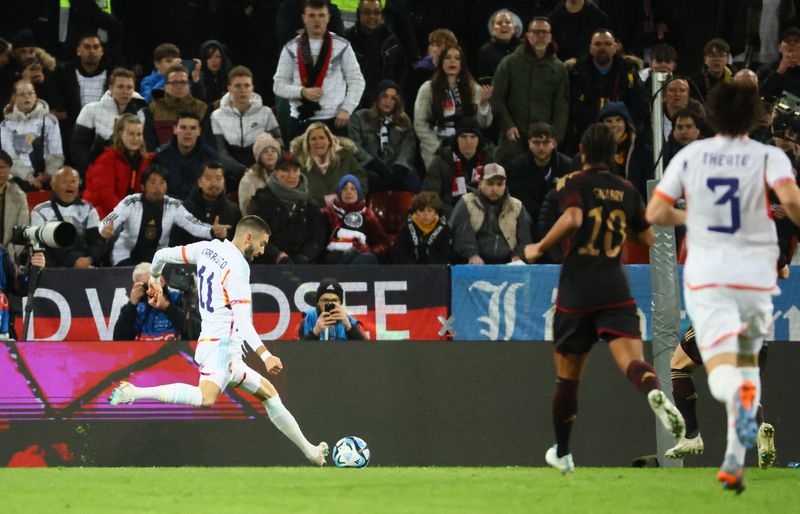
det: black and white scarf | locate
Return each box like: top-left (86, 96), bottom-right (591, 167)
top-left (378, 114), bottom-right (394, 157)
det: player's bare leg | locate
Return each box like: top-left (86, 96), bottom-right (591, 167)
top-left (608, 337), bottom-right (685, 439)
top-left (666, 345), bottom-right (704, 458)
top-left (251, 376), bottom-right (328, 466)
top-left (546, 350), bottom-right (588, 473)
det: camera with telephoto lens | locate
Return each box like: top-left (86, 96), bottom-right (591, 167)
top-left (11, 221), bottom-right (77, 252)
top-left (773, 91), bottom-right (800, 139)
top-left (168, 267), bottom-right (196, 293)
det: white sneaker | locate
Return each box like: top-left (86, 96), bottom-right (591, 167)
top-left (308, 442), bottom-right (329, 467)
top-left (545, 445), bottom-right (575, 474)
top-left (648, 390), bottom-right (686, 439)
top-left (757, 423), bottom-right (776, 469)
top-left (108, 381), bottom-right (135, 406)
top-left (665, 434), bottom-right (704, 459)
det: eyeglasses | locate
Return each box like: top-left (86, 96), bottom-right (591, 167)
top-left (167, 80), bottom-right (189, 86)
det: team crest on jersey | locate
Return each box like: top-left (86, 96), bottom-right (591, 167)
top-left (344, 211), bottom-right (364, 229)
top-left (144, 219), bottom-right (157, 240)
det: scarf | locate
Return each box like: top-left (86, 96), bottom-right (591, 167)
top-left (297, 32), bottom-right (333, 120)
top-left (378, 114), bottom-right (394, 157)
top-left (613, 132), bottom-right (631, 171)
top-left (407, 212), bottom-right (446, 262)
top-left (266, 173), bottom-right (309, 206)
top-left (441, 85), bottom-right (462, 134)
top-left (451, 151), bottom-right (483, 195)
top-left (327, 199), bottom-right (370, 252)
top-left (411, 212), bottom-right (440, 235)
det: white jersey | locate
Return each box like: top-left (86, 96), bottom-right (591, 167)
top-left (656, 136), bottom-right (794, 291)
top-left (150, 239), bottom-right (264, 353)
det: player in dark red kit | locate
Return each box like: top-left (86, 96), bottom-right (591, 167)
top-left (525, 123), bottom-right (685, 473)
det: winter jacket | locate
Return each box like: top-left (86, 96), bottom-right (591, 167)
top-left (249, 182), bottom-right (326, 264)
top-left (392, 210), bottom-right (452, 264)
top-left (414, 80), bottom-right (493, 170)
top-left (450, 189), bottom-right (532, 264)
top-left (70, 90), bottom-right (147, 173)
top-left (0, 48), bottom-right (63, 113)
top-left (507, 150), bottom-right (574, 229)
top-left (238, 167), bottom-right (269, 215)
top-left (491, 43), bottom-right (569, 161)
top-left (422, 138), bottom-right (496, 212)
top-left (210, 92), bottom-right (282, 169)
top-left (344, 23), bottom-right (408, 99)
top-left (83, 147), bottom-right (154, 219)
top-left (192, 40), bottom-right (233, 108)
top-left (56, 58), bottom-right (111, 129)
top-left (113, 289), bottom-right (186, 341)
top-left (0, 99), bottom-right (64, 181)
top-left (348, 108), bottom-right (416, 172)
top-left (548, 1), bottom-right (610, 61)
top-left (273, 33), bottom-right (366, 120)
top-left (152, 136), bottom-right (219, 200)
top-left (322, 198), bottom-right (390, 259)
top-left (102, 193), bottom-right (214, 265)
top-left (144, 94), bottom-right (211, 151)
top-left (477, 37), bottom-right (520, 80)
top-left (170, 186), bottom-right (241, 246)
top-left (290, 135), bottom-right (367, 207)
top-left (140, 70), bottom-right (165, 103)
top-left (0, 182), bottom-right (29, 259)
top-left (760, 58), bottom-right (800, 99)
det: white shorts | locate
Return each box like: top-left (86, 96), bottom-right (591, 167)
top-left (194, 338), bottom-right (261, 394)
top-left (684, 286), bottom-right (774, 362)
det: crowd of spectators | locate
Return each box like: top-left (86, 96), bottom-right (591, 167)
top-left (0, 0), bottom-right (798, 271)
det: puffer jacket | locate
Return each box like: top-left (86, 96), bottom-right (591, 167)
top-left (83, 147), bottom-right (154, 219)
top-left (210, 92), bottom-right (283, 167)
top-left (0, 99), bottom-right (64, 180)
top-left (70, 90), bottom-right (148, 173)
top-left (290, 135), bottom-right (367, 207)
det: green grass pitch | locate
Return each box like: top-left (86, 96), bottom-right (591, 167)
top-left (3, 467), bottom-right (800, 513)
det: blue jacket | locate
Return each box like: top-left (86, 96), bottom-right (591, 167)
top-left (113, 289), bottom-right (185, 341)
top-left (301, 308), bottom-right (363, 341)
top-left (140, 70), bottom-right (165, 103)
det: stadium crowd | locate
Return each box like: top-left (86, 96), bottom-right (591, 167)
top-left (0, 0), bottom-right (798, 270)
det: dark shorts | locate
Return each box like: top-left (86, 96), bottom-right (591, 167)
top-left (553, 303), bottom-right (641, 354)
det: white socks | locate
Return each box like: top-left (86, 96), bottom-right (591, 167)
top-left (707, 365), bottom-right (742, 406)
top-left (131, 383), bottom-right (203, 407)
top-left (708, 364), bottom-right (761, 467)
top-left (264, 394), bottom-right (317, 459)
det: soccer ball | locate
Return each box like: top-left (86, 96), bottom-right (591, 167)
top-left (332, 436), bottom-right (371, 468)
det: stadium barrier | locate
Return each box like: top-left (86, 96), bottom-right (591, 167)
top-left (3, 340), bottom-right (799, 467)
top-left (14, 265), bottom-right (800, 342)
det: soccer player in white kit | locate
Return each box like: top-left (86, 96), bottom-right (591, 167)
top-left (108, 215), bottom-right (328, 466)
top-left (647, 82), bottom-right (800, 493)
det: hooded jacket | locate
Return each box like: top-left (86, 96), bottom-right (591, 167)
top-left (70, 90), bottom-right (148, 173)
top-left (0, 99), bottom-right (64, 180)
top-left (210, 91), bottom-right (283, 168)
top-left (192, 40), bottom-right (233, 107)
top-left (83, 147), bottom-right (154, 219)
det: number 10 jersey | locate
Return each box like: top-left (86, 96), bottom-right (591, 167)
top-left (655, 136), bottom-right (794, 291)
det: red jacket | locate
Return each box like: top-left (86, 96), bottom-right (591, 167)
top-left (84, 148), bottom-right (154, 219)
top-left (322, 199), bottom-right (389, 258)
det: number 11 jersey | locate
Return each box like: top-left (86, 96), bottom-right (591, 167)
top-left (655, 136), bottom-right (793, 291)
top-left (556, 169), bottom-right (650, 311)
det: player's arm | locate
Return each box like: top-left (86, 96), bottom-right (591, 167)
top-left (645, 191), bottom-right (686, 226)
top-left (635, 226), bottom-right (656, 247)
top-left (772, 179), bottom-right (800, 228)
top-left (149, 243), bottom-right (203, 291)
top-left (226, 272), bottom-right (283, 374)
top-left (524, 207), bottom-right (582, 263)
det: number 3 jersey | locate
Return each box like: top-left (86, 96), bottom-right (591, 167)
top-left (557, 169), bottom-right (650, 311)
top-left (150, 239), bottom-right (262, 351)
top-left (655, 136), bottom-right (794, 291)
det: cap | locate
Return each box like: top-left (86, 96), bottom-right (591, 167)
top-left (481, 162), bottom-right (506, 181)
top-left (276, 152), bottom-right (301, 170)
top-left (782, 26), bottom-right (800, 41)
top-left (316, 278), bottom-right (343, 303)
top-left (11, 29), bottom-right (36, 49)
top-left (455, 117), bottom-right (481, 137)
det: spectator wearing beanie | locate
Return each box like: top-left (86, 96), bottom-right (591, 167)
top-left (321, 174), bottom-right (389, 264)
top-left (239, 133), bottom-right (282, 214)
top-left (422, 117), bottom-right (496, 213)
top-left (298, 277), bottom-right (365, 341)
top-left (349, 79), bottom-right (419, 193)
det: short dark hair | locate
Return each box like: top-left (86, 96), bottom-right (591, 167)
top-left (591, 28), bottom-right (615, 40)
top-left (77, 33), bottom-right (102, 47)
top-left (528, 121), bottom-right (555, 140)
top-left (201, 161), bottom-right (224, 174)
top-left (651, 43), bottom-right (677, 63)
top-left (703, 38), bottom-right (730, 56)
top-left (580, 123), bottom-right (616, 166)
top-left (228, 65), bottom-right (253, 83)
top-left (672, 108), bottom-right (701, 127)
top-left (177, 111), bottom-right (201, 123)
top-left (529, 16), bottom-right (551, 27)
top-left (304, 0), bottom-right (329, 11)
top-left (410, 191), bottom-right (443, 212)
top-left (153, 43), bottom-right (181, 62)
top-left (706, 81), bottom-right (762, 136)
top-left (0, 149), bottom-right (12, 167)
top-left (141, 163), bottom-right (170, 185)
top-left (166, 63), bottom-right (190, 80)
top-left (236, 215), bottom-right (271, 236)
top-left (109, 67), bottom-right (135, 85)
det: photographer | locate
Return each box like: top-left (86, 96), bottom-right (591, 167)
top-left (299, 278), bottom-right (364, 341)
top-left (0, 247), bottom-right (45, 340)
top-left (113, 262), bottom-right (199, 341)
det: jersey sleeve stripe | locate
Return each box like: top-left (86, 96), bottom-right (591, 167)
top-left (229, 299), bottom-right (252, 305)
top-left (181, 246), bottom-right (189, 264)
top-left (770, 177), bottom-right (795, 188)
top-left (653, 189), bottom-right (677, 203)
top-left (221, 269), bottom-right (231, 286)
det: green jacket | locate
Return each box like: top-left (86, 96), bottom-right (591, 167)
top-left (491, 44), bottom-right (569, 148)
top-left (290, 135), bottom-right (367, 207)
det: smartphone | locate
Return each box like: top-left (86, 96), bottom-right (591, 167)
top-left (324, 303), bottom-right (336, 313)
top-left (181, 58), bottom-right (196, 72)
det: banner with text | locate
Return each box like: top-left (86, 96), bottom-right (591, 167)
top-left (450, 264), bottom-right (800, 342)
top-left (12, 265), bottom-right (449, 341)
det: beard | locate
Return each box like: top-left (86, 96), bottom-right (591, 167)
top-left (243, 242), bottom-right (258, 262)
top-left (594, 52), bottom-right (612, 66)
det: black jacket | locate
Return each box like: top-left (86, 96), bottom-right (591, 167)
top-left (345, 23), bottom-right (408, 102)
top-left (507, 150), bottom-right (574, 228)
top-left (477, 37), bottom-right (520, 80)
top-left (170, 186), bottom-right (241, 246)
top-left (392, 210), bottom-right (453, 264)
top-left (152, 137), bottom-right (219, 200)
top-left (249, 185), bottom-right (326, 264)
top-left (759, 59), bottom-right (800, 100)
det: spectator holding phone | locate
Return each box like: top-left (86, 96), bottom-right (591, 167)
top-left (299, 278), bottom-right (365, 340)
